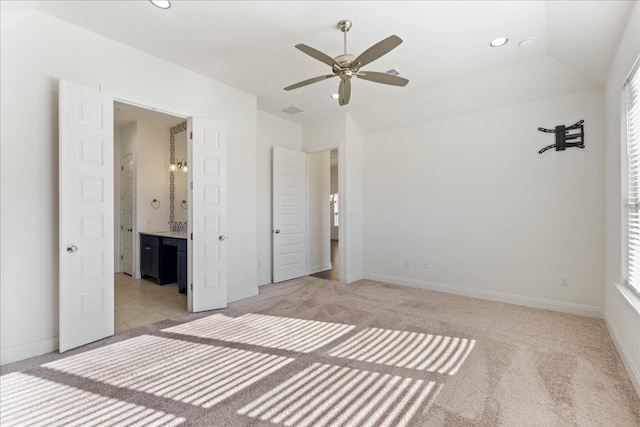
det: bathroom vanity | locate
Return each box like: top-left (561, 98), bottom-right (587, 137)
top-left (140, 232), bottom-right (188, 293)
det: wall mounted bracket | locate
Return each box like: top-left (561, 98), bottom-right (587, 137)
top-left (537, 120), bottom-right (585, 154)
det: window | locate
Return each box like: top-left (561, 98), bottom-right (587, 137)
top-left (624, 59), bottom-right (640, 295)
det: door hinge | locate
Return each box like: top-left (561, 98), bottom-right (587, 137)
top-left (121, 165), bottom-right (124, 171)
top-left (190, 131), bottom-right (193, 139)
top-left (190, 182), bottom-right (193, 190)
top-left (120, 255), bottom-right (123, 260)
top-left (190, 232), bottom-right (193, 240)
top-left (190, 283), bottom-right (193, 291)
top-left (120, 225), bottom-right (123, 230)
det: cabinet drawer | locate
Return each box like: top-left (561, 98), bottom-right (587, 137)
top-left (140, 234), bottom-right (160, 247)
top-left (162, 237), bottom-right (187, 252)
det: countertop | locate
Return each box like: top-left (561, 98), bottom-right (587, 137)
top-left (140, 231), bottom-right (188, 239)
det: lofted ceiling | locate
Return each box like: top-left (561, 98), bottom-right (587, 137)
top-left (4, 1), bottom-right (635, 130)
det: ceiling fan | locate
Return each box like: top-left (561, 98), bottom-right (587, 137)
top-left (284, 19), bottom-right (409, 106)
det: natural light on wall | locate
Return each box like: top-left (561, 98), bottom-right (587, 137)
top-left (328, 327), bottom-right (475, 375)
top-left (237, 363), bottom-right (442, 427)
top-left (0, 373), bottom-right (185, 426)
top-left (625, 59), bottom-right (640, 296)
top-left (43, 335), bottom-right (294, 408)
top-left (162, 313), bottom-right (355, 352)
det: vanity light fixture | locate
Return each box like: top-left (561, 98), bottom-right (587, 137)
top-left (170, 160), bottom-right (188, 173)
top-left (489, 36), bottom-right (509, 47)
top-left (150, 0), bottom-right (171, 9)
top-left (331, 93), bottom-right (339, 99)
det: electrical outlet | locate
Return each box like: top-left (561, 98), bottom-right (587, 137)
top-left (561, 277), bottom-right (569, 287)
top-left (404, 260), bottom-right (409, 268)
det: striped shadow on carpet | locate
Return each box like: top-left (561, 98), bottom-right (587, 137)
top-left (0, 373), bottom-right (184, 427)
top-left (237, 362), bottom-right (442, 427)
top-left (162, 313), bottom-right (356, 352)
top-left (43, 335), bottom-right (293, 408)
top-left (327, 327), bottom-right (476, 375)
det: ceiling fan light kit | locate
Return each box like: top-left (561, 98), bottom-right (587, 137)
top-left (284, 19), bottom-right (409, 106)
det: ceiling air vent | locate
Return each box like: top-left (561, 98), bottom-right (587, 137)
top-left (281, 105), bottom-right (304, 115)
top-left (385, 68), bottom-right (401, 76)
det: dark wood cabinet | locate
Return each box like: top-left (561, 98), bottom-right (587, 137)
top-left (140, 234), bottom-right (160, 282)
top-left (140, 233), bottom-right (187, 292)
top-left (177, 247), bottom-right (187, 293)
top-left (163, 237), bottom-right (187, 293)
top-left (140, 234), bottom-right (177, 285)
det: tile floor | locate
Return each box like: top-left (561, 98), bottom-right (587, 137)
top-left (114, 273), bottom-right (188, 332)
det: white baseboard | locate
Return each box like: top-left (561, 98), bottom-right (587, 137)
top-left (605, 311), bottom-right (640, 398)
top-left (1, 336), bottom-right (58, 366)
top-left (309, 263), bottom-right (332, 275)
top-left (227, 285), bottom-right (259, 303)
top-left (364, 273), bottom-right (603, 318)
top-left (347, 272), bottom-right (364, 284)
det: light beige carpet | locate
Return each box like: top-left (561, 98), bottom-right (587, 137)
top-left (1, 277), bottom-right (639, 426)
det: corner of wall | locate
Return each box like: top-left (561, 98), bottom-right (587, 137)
top-left (228, 285), bottom-right (259, 303)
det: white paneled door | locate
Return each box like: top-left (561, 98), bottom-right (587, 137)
top-left (59, 80), bottom-right (114, 352)
top-left (188, 117), bottom-right (228, 312)
top-left (121, 153), bottom-right (134, 275)
top-left (272, 146), bottom-right (308, 283)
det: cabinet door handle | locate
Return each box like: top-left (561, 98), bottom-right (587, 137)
top-left (145, 247), bottom-right (151, 250)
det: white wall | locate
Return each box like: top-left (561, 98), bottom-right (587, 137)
top-left (604, 1), bottom-right (640, 396)
top-left (307, 151), bottom-right (331, 274)
top-left (344, 115), bottom-right (364, 282)
top-left (363, 88), bottom-right (605, 317)
top-left (256, 111), bottom-right (302, 285)
top-left (135, 121), bottom-right (170, 235)
top-left (0, 10), bottom-right (258, 364)
top-left (117, 120), bottom-right (171, 279)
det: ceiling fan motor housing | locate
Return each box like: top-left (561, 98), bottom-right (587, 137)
top-left (334, 54), bottom-right (357, 69)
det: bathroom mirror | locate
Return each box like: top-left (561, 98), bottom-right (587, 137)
top-left (170, 122), bottom-right (188, 226)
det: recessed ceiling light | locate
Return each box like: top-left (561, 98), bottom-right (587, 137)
top-left (150, 0), bottom-right (171, 9)
top-left (489, 37), bottom-right (508, 47)
top-left (519, 38), bottom-right (535, 48)
top-left (330, 93), bottom-right (339, 99)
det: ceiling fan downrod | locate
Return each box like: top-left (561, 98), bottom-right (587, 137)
top-left (338, 19), bottom-right (352, 56)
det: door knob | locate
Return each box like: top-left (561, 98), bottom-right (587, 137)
top-left (66, 245), bottom-right (78, 253)
top-left (274, 229), bottom-right (281, 234)
top-left (218, 235), bottom-right (227, 241)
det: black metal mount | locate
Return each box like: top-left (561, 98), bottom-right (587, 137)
top-left (537, 120), bottom-right (585, 154)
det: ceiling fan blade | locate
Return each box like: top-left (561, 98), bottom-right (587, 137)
top-left (356, 71), bottom-right (409, 87)
top-left (353, 35), bottom-right (402, 68)
top-left (284, 74), bottom-right (336, 91)
top-left (295, 44), bottom-right (340, 68)
top-left (339, 79), bottom-right (351, 106)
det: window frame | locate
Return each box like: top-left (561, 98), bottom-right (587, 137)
top-left (623, 56), bottom-right (640, 297)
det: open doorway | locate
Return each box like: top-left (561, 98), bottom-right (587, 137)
top-left (310, 149), bottom-right (340, 281)
top-left (113, 101), bottom-right (189, 332)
